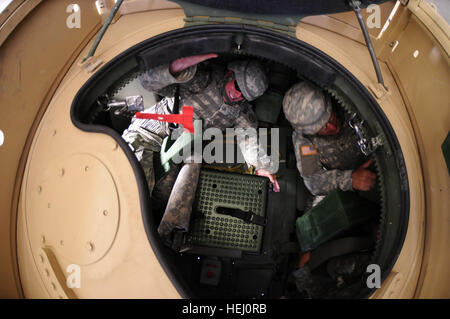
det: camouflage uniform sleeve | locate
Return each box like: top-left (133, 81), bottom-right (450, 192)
top-left (139, 63), bottom-right (198, 96)
top-left (293, 131), bottom-right (353, 195)
top-left (234, 105), bottom-right (278, 173)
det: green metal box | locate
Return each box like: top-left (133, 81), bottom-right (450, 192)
top-left (296, 189), bottom-right (377, 252)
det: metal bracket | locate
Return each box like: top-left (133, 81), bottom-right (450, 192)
top-left (79, 56), bottom-right (104, 74)
top-left (106, 95), bottom-right (145, 116)
top-left (349, 113), bottom-right (383, 155)
top-left (369, 82), bottom-right (390, 100)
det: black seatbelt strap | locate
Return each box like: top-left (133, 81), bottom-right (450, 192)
top-left (216, 207), bottom-right (266, 226)
top-left (169, 84), bottom-right (180, 131)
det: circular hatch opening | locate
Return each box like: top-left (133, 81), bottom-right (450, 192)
top-left (71, 25), bottom-right (409, 299)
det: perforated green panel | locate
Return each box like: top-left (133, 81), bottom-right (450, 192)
top-left (186, 170), bottom-right (269, 252)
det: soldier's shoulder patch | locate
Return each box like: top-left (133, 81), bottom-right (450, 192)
top-left (301, 145), bottom-right (318, 156)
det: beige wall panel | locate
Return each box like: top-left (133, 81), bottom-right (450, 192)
top-left (386, 16), bottom-right (450, 298)
top-left (18, 9), bottom-right (185, 299)
top-left (0, 0), bottom-right (101, 298)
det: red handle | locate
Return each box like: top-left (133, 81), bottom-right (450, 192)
top-left (135, 106), bottom-right (194, 133)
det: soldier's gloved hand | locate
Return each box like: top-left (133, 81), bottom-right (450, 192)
top-left (256, 169), bottom-right (280, 193)
top-left (169, 53), bottom-right (218, 75)
top-left (352, 159), bottom-right (376, 191)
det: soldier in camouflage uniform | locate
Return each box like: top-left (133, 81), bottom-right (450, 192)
top-left (283, 81), bottom-right (377, 297)
top-left (139, 53), bottom-right (280, 191)
top-left (122, 97), bottom-right (177, 200)
top-left (282, 81), bottom-right (376, 197)
top-left (122, 54), bottom-right (281, 242)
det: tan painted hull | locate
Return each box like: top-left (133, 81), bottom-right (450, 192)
top-left (0, 0), bottom-right (448, 298)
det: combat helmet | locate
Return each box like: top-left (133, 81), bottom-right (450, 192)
top-left (227, 60), bottom-right (268, 101)
top-left (283, 81), bottom-right (332, 135)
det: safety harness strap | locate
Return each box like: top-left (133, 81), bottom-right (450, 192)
top-left (216, 206), bottom-right (266, 226)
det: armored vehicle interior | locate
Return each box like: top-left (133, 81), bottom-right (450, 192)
top-left (71, 25), bottom-right (409, 299)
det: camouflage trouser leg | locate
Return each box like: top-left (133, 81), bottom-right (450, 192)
top-left (124, 132), bottom-right (162, 195)
top-left (151, 163), bottom-right (180, 213)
